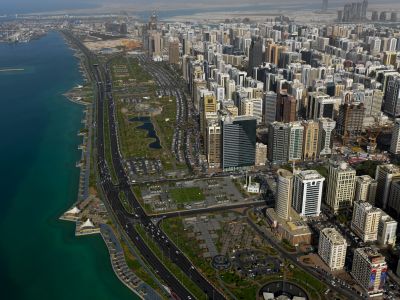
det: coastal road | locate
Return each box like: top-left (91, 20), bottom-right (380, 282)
top-left (64, 30), bottom-right (227, 299)
top-left (101, 62), bottom-right (225, 299)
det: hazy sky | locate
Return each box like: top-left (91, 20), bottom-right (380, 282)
top-left (1, 0), bottom-right (399, 14)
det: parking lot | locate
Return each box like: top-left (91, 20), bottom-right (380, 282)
top-left (140, 177), bottom-right (247, 212)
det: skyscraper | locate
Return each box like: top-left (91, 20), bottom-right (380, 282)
top-left (302, 120), bottom-right (319, 160)
top-left (200, 92), bottom-right (218, 138)
top-left (288, 122), bottom-right (304, 162)
top-left (326, 161), bottom-right (356, 213)
top-left (206, 120), bottom-right (221, 169)
top-left (292, 170), bottom-right (325, 217)
top-left (276, 91), bottom-right (296, 123)
top-left (351, 247), bottom-right (387, 298)
top-left (388, 179), bottom-right (400, 217)
top-left (390, 119), bottom-right (400, 155)
top-left (322, 0), bottom-right (328, 12)
top-left (268, 122), bottom-right (290, 163)
top-left (383, 75), bottom-right (400, 117)
top-left (375, 164), bottom-right (400, 209)
top-left (248, 37), bottom-right (263, 75)
top-left (168, 39), bottom-right (180, 64)
top-left (275, 169), bottom-right (293, 220)
top-left (317, 118), bottom-right (336, 157)
top-left (351, 201), bottom-right (381, 242)
top-left (318, 228), bottom-right (347, 271)
top-left (264, 91), bottom-right (277, 126)
top-left (222, 115), bottom-right (257, 170)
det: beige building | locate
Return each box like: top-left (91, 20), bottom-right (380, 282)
top-left (355, 175), bottom-right (377, 204)
top-left (318, 228), bottom-right (347, 271)
top-left (205, 120), bottom-right (221, 169)
top-left (255, 143), bottom-right (267, 166)
top-left (302, 120), bottom-right (319, 160)
top-left (351, 201), bottom-right (381, 243)
top-left (275, 169), bottom-right (293, 220)
top-left (351, 248), bottom-right (387, 298)
top-left (326, 161), bottom-right (356, 213)
top-left (168, 39), bottom-right (180, 64)
top-left (200, 92), bottom-right (218, 138)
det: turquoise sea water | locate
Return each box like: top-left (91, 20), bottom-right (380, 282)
top-left (0, 32), bottom-right (136, 300)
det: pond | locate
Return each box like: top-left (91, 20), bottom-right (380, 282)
top-left (129, 116), bottom-right (162, 149)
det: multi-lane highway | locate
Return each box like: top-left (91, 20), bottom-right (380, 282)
top-left (63, 31), bottom-right (226, 299)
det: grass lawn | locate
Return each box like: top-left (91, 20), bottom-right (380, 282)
top-left (169, 187), bottom-right (205, 203)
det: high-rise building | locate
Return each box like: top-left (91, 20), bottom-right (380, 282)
top-left (375, 164), bottom-right (400, 209)
top-left (391, 12), bottom-right (398, 22)
top-left (307, 92), bottom-right (335, 120)
top-left (288, 122), bottom-right (304, 162)
top-left (248, 37), bottom-right (263, 75)
top-left (293, 170), bottom-right (325, 217)
top-left (355, 175), bottom-right (377, 204)
top-left (302, 120), bottom-right (319, 160)
top-left (351, 201), bottom-right (381, 242)
top-left (318, 228), bottom-right (347, 271)
top-left (351, 247), bottom-right (387, 298)
top-left (275, 169), bottom-right (293, 220)
top-left (326, 161), bottom-right (356, 213)
top-left (168, 39), bottom-right (180, 64)
top-left (317, 118), bottom-right (336, 157)
top-left (268, 122), bottom-right (290, 163)
top-left (255, 143), bottom-right (268, 166)
top-left (383, 51), bottom-right (397, 66)
top-left (265, 43), bottom-right (286, 65)
top-left (200, 92), bottom-right (218, 138)
top-left (388, 178), bottom-right (400, 217)
top-left (378, 213), bottom-right (397, 247)
top-left (222, 115), bottom-right (257, 170)
top-left (205, 120), bottom-right (221, 169)
top-left (264, 92), bottom-right (277, 126)
top-left (336, 102), bottom-right (365, 145)
top-left (390, 119), bottom-right (400, 155)
top-left (276, 91), bottom-right (296, 123)
top-left (322, 0), bottom-right (328, 12)
top-left (383, 75), bottom-right (400, 117)
top-left (370, 90), bottom-right (384, 117)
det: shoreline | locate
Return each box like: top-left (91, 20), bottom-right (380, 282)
top-left (59, 31), bottom-right (162, 300)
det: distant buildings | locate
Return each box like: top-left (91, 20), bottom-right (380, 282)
top-left (318, 228), bottom-right (347, 271)
top-left (339, 0), bottom-right (368, 22)
top-left (168, 39), bottom-right (180, 64)
top-left (351, 247), bottom-right (387, 298)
